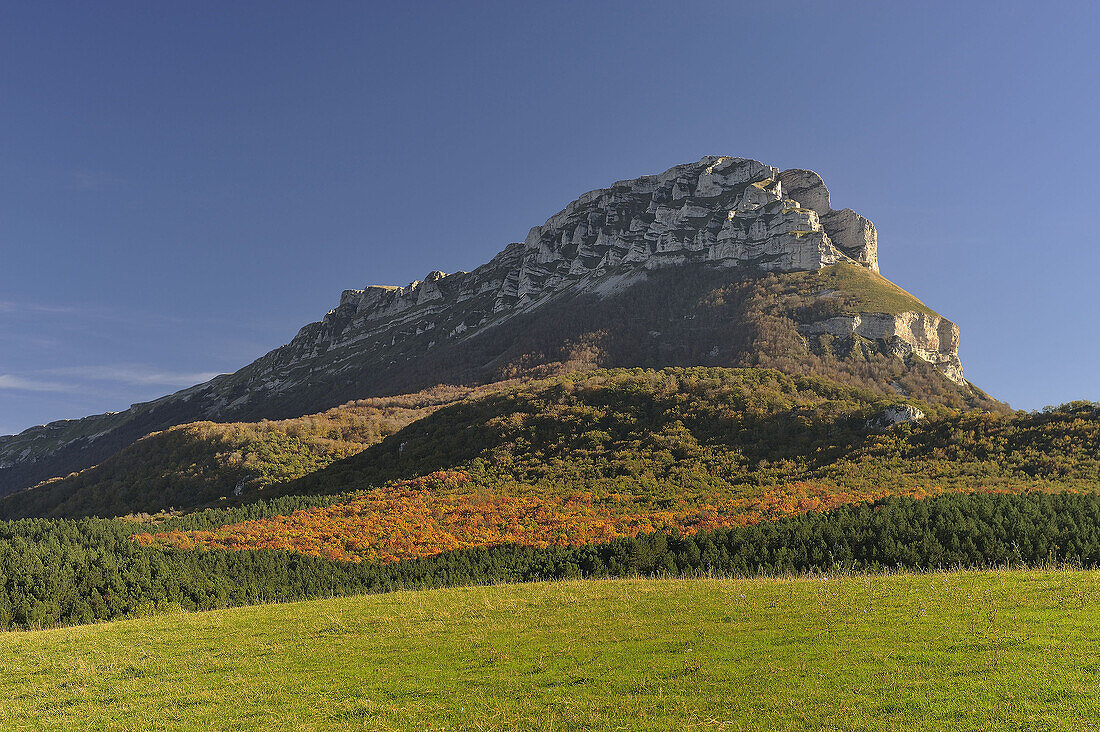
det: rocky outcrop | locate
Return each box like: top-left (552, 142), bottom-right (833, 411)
top-left (296, 157), bottom-right (888, 385)
top-left (867, 404), bottom-right (926, 430)
top-left (0, 156), bottom-right (977, 495)
top-left (801, 311), bottom-right (964, 384)
top-left (776, 169), bottom-right (878, 271)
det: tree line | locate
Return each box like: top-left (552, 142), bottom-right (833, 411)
top-left (5, 489), bottom-right (1100, 631)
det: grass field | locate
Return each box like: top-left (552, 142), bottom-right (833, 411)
top-left (4, 571), bottom-right (1100, 731)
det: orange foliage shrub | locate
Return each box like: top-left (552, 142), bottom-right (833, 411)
top-left (132, 470), bottom-right (1002, 564)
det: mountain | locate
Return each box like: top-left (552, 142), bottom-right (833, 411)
top-left (0, 156), bottom-right (1001, 496)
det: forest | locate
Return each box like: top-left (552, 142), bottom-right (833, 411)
top-left (5, 490), bottom-right (1100, 630)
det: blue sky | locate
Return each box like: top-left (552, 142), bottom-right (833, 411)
top-left (2, 1), bottom-right (1098, 435)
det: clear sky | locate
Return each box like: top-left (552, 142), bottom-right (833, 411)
top-left (2, 1), bottom-right (1098, 436)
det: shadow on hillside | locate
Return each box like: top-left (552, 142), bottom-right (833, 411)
top-left (267, 373), bottom-right (886, 499)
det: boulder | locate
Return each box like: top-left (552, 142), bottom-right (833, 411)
top-left (867, 404), bottom-right (926, 430)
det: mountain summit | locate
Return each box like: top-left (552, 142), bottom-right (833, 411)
top-left (0, 157), bottom-right (998, 495)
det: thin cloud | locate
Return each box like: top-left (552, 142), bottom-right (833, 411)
top-left (0, 332), bottom-right (62, 350)
top-left (0, 300), bottom-right (78, 316)
top-left (42, 365), bottom-right (221, 387)
top-left (0, 299), bottom-right (210, 332)
top-left (71, 170), bottom-right (125, 192)
top-left (0, 375), bottom-right (77, 393)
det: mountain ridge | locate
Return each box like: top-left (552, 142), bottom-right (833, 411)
top-left (0, 156), bottom-right (996, 496)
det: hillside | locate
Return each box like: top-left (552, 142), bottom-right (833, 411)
top-left (127, 367), bottom-right (1098, 564)
top-left (0, 157), bottom-right (999, 496)
top-left (0, 364), bottom-right (1094, 612)
top-left (4, 573), bottom-right (1100, 730)
top-left (0, 383), bottom-right (511, 520)
top-left (0, 368), bottom-right (1088, 528)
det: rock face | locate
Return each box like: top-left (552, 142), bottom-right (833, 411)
top-left (776, 169), bottom-right (878, 271)
top-left (0, 156), bottom-right (976, 495)
top-left (801, 312), bottom-right (964, 384)
top-left (331, 157), bottom-right (870, 326)
top-left (867, 404), bottom-right (926, 430)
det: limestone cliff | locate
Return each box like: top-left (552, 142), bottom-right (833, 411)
top-left (801, 311), bottom-right (963, 385)
top-left (334, 157), bottom-right (876, 326)
top-left (320, 156), bottom-right (949, 384)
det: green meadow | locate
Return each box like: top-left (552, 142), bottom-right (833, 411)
top-left (3, 571), bottom-right (1100, 731)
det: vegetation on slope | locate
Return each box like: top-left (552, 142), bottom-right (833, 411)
top-left (788, 261), bottom-right (939, 317)
top-left (0, 384), bottom-right (508, 520)
top-left (274, 367), bottom-right (1092, 506)
top-left (134, 470), bottom-right (957, 563)
top-left (278, 367), bottom-right (944, 498)
top-left (119, 366), bottom-right (1097, 563)
top-left (696, 266), bottom-right (999, 410)
top-left (5, 572), bottom-right (1100, 730)
top-left (0, 368), bottom-right (1084, 543)
top-left (0, 366), bottom-right (916, 520)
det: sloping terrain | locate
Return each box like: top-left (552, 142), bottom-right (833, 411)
top-left (127, 368), bottom-right (1097, 562)
top-left (0, 368), bottom-right (1084, 527)
top-left (268, 368), bottom-right (1092, 505)
top-left (5, 573), bottom-right (1100, 731)
top-left (0, 383), bottom-right (513, 520)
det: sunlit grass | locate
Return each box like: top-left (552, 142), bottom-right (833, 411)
top-left (797, 261), bottom-right (937, 316)
top-left (4, 570), bottom-right (1100, 730)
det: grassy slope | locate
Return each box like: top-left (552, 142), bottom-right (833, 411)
top-left (791, 261), bottom-right (939, 317)
top-left (4, 572), bottom-right (1100, 731)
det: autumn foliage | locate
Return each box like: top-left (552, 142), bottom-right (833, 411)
top-left (112, 370), bottom-right (1099, 564)
top-left (133, 469), bottom-right (999, 563)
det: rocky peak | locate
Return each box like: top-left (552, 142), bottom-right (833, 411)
top-left (335, 156), bottom-right (880, 332)
top-left (776, 169), bottom-right (878, 271)
top-left (310, 157), bottom-right (954, 392)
